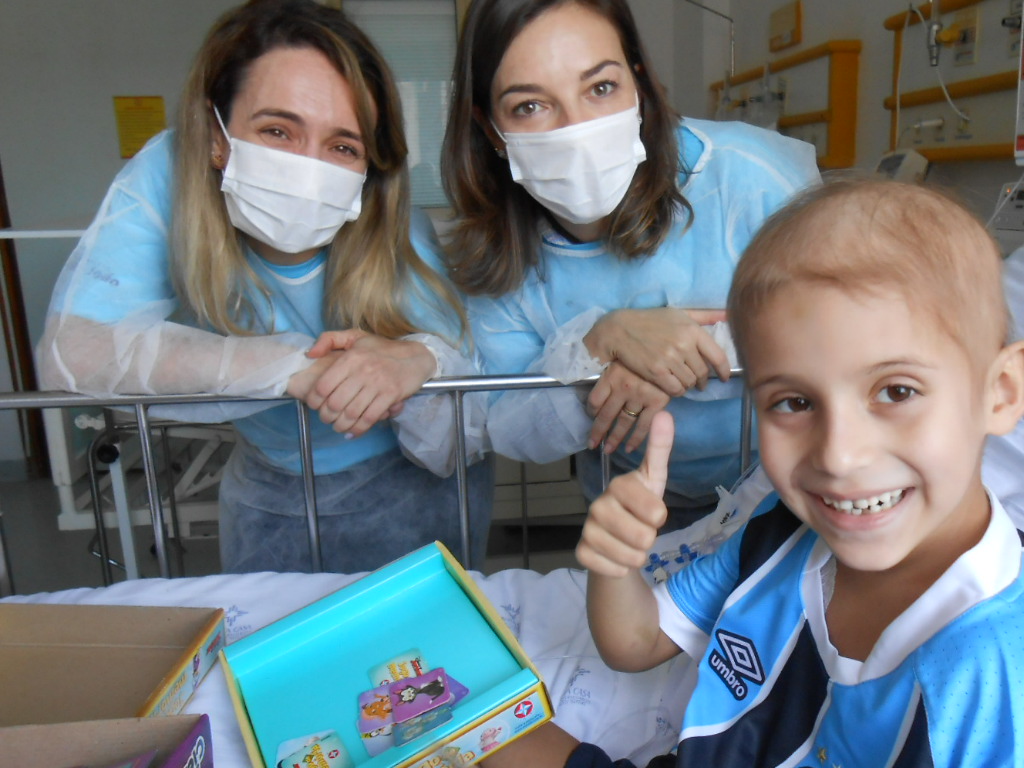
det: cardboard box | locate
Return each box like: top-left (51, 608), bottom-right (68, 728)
top-left (222, 543), bottom-right (552, 768)
top-left (0, 604), bottom-right (225, 726)
top-left (0, 713), bottom-right (213, 768)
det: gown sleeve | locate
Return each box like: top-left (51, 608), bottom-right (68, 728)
top-left (475, 121), bottom-right (821, 466)
top-left (35, 131), bottom-right (322, 423)
top-left (387, 208), bottom-right (490, 476)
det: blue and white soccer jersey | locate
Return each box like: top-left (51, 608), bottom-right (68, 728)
top-left (653, 491), bottom-right (1024, 768)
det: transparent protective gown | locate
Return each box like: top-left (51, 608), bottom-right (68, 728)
top-left (37, 131), bottom-right (486, 479)
top-left (468, 120), bottom-right (821, 499)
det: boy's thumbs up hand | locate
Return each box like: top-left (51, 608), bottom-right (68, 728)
top-left (637, 410), bottom-right (672, 498)
top-left (576, 412), bottom-right (674, 578)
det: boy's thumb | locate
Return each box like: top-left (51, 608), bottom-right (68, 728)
top-left (639, 410), bottom-right (673, 498)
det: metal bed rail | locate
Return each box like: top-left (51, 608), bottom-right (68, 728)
top-left (0, 370), bottom-right (751, 595)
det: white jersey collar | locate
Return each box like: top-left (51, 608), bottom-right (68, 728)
top-left (805, 489), bottom-right (1021, 684)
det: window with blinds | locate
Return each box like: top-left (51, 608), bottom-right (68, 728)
top-left (344, 0), bottom-right (457, 209)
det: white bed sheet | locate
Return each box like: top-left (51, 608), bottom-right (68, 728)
top-left (0, 469), bottom-right (776, 768)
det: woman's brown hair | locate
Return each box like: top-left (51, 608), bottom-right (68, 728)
top-left (441, 0), bottom-right (690, 297)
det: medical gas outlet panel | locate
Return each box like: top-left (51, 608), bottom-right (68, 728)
top-left (886, 0), bottom-right (1023, 161)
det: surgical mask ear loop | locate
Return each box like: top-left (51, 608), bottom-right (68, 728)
top-left (488, 117), bottom-right (509, 159)
top-left (211, 106), bottom-right (233, 170)
top-left (213, 105), bottom-right (231, 141)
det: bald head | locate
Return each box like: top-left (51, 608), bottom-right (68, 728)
top-left (729, 177), bottom-right (1008, 372)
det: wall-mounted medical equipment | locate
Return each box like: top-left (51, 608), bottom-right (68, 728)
top-left (989, 179), bottom-right (1024, 254)
top-left (885, 0), bottom-right (1021, 162)
top-left (709, 40), bottom-right (861, 168)
top-left (875, 147), bottom-right (931, 182)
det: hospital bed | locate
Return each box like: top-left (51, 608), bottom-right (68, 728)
top-left (0, 372), bottom-right (759, 764)
top-left (0, 465), bottom-right (775, 766)
top-left (2, 447), bottom-right (1022, 766)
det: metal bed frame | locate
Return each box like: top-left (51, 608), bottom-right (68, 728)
top-left (0, 371), bottom-right (751, 597)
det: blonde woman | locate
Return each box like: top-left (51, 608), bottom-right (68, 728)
top-left (38, 0), bottom-right (493, 573)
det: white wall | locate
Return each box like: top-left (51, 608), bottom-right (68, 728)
top-left (0, 1), bottom-right (238, 340)
top-left (0, 1), bottom-right (237, 466)
top-left (629, 0), bottom-right (736, 119)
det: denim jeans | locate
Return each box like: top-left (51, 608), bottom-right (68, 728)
top-left (218, 439), bottom-right (496, 574)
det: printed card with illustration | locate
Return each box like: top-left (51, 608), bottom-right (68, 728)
top-left (368, 648), bottom-right (428, 687)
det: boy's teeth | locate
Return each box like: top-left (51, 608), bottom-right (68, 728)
top-left (823, 489), bottom-right (904, 515)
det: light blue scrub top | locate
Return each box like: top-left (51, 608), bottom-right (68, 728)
top-left (470, 119), bottom-right (821, 498)
top-left (56, 130), bottom-right (462, 475)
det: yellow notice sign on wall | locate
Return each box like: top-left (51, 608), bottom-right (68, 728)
top-left (113, 96), bottom-right (166, 158)
top-left (769, 1), bottom-right (802, 52)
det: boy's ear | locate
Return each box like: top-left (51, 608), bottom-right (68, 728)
top-left (985, 340), bottom-right (1024, 436)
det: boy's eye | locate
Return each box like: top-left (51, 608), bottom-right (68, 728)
top-left (877, 384), bottom-right (917, 404)
top-left (771, 396), bottom-right (812, 413)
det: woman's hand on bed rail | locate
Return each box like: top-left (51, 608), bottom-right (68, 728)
top-left (287, 329), bottom-right (435, 436)
top-left (577, 410), bottom-right (673, 577)
top-left (583, 307), bottom-right (730, 396)
top-left (587, 362), bottom-right (670, 454)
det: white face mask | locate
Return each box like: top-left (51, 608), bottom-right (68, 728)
top-left (496, 103), bottom-right (646, 225)
top-left (215, 109), bottom-right (366, 254)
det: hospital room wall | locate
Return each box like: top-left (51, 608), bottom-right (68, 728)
top-left (0, 0), bottom-right (1012, 469)
top-left (0, 0), bottom-right (241, 469)
top-left (717, 0), bottom-right (1019, 218)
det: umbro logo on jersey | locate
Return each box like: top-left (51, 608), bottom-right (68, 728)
top-left (708, 629), bottom-right (765, 700)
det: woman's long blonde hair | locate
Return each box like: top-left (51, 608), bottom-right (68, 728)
top-left (172, 0), bottom-right (464, 340)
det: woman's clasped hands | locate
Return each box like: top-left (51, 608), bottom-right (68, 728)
top-left (287, 330), bottom-right (437, 437)
top-left (583, 307), bottom-right (730, 453)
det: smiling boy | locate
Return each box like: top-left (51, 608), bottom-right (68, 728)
top-left (485, 179), bottom-right (1024, 768)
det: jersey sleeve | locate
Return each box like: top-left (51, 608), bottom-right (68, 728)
top-left (914, 575), bottom-right (1024, 767)
top-left (654, 520), bottom-right (745, 658)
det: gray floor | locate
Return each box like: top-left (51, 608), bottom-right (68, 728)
top-left (0, 470), bottom-right (583, 598)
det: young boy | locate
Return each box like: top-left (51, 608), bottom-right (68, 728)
top-left (485, 178), bottom-right (1024, 768)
